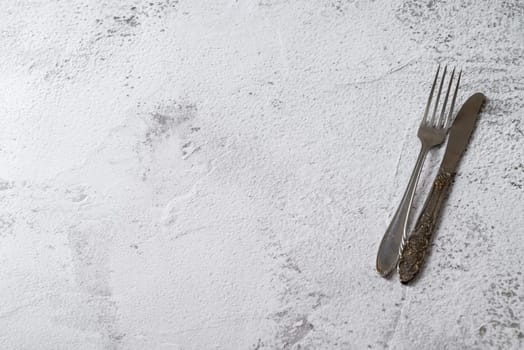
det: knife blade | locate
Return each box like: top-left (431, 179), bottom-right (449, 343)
top-left (398, 92), bottom-right (486, 283)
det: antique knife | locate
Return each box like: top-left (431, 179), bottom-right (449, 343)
top-left (398, 92), bottom-right (486, 284)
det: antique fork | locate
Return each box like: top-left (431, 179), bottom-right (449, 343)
top-left (376, 65), bottom-right (461, 277)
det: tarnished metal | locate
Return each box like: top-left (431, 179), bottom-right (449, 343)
top-left (398, 93), bottom-right (486, 284)
top-left (376, 66), bottom-right (461, 277)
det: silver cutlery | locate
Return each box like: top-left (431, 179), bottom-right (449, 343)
top-left (376, 65), bottom-right (461, 277)
top-left (398, 92), bottom-right (486, 283)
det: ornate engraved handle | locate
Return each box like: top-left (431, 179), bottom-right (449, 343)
top-left (398, 169), bottom-right (454, 283)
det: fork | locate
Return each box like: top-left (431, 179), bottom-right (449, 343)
top-left (376, 65), bottom-right (461, 277)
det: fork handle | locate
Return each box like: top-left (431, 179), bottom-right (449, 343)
top-left (376, 145), bottom-right (430, 276)
top-left (398, 168), bottom-right (454, 283)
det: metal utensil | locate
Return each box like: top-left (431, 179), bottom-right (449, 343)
top-left (376, 65), bottom-right (461, 277)
top-left (398, 92), bottom-right (486, 283)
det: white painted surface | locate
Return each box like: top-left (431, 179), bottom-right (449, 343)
top-left (1, 1), bottom-right (523, 349)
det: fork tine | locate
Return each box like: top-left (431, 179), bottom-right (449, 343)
top-left (430, 65), bottom-right (447, 126)
top-left (445, 69), bottom-right (462, 128)
top-left (422, 65), bottom-right (440, 126)
top-left (438, 67), bottom-right (455, 127)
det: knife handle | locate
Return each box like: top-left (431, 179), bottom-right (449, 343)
top-left (398, 168), bottom-right (454, 283)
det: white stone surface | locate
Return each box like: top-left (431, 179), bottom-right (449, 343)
top-left (0, 0), bottom-right (523, 349)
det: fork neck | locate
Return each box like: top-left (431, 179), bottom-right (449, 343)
top-left (406, 144), bottom-right (431, 194)
top-left (419, 144), bottom-right (431, 155)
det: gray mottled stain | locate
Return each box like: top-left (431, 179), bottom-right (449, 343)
top-left (145, 101), bottom-right (197, 145)
top-left (0, 214), bottom-right (15, 237)
top-left (0, 180), bottom-right (14, 191)
top-left (480, 272), bottom-right (524, 348)
top-left (280, 316), bottom-right (314, 348)
top-left (94, 0), bottom-right (179, 41)
top-left (135, 99), bottom-right (199, 180)
top-left (67, 223), bottom-right (125, 348)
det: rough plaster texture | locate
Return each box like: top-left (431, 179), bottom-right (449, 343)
top-left (0, 0), bottom-right (523, 349)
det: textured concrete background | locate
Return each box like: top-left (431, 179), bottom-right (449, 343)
top-left (0, 0), bottom-right (523, 349)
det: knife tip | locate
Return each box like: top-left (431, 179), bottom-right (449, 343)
top-left (472, 92), bottom-right (486, 101)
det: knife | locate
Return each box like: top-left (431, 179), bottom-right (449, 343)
top-left (398, 92), bottom-right (486, 284)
